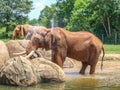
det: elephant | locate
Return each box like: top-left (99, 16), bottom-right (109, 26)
top-left (12, 24), bottom-right (47, 40)
top-left (15, 27), bottom-right (105, 74)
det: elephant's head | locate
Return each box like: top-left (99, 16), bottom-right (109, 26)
top-left (12, 25), bottom-right (25, 40)
top-left (26, 28), bottom-right (51, 55)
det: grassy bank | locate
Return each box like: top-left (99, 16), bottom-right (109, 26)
top-left (104, 44), bottom-right (120, 54)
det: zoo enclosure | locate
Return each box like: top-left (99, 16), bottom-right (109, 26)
top-left (98, 33), bottom-right (120, 44)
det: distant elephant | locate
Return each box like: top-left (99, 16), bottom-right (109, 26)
top-left (16, 27), bottom-right (105, 74)
top-left (12, 24), bottom-right (33, 40)
top-left (12, 24), bottom-right (47, 40)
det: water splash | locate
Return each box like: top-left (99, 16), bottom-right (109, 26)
top-left (50, 18), bottom-right (54, 35)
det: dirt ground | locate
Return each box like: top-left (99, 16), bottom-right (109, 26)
top-left (63, 53), bottom-right (120, 87)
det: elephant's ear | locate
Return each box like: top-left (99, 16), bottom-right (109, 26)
top-left (52, 28), bottom-right (67, 48)
top-left (20, 25), bottom-right (26, 36)
top-left (20, 25), bottom-right (23, 36)
top-left (50, 28), bottom-right (62, 49)
top-left (12, 26), bottom-right (19, 40)
top-left (52, 28), bottom-right (61, 41)
top-left (15, 25), bottom-right (21, 34)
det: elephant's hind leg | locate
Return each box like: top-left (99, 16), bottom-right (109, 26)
top-left (79, 62), bottom-right (88, 74)
top-left (90, 64), bottom-right (97, 74)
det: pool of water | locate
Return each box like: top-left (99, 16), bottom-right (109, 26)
top-left (0, 73), bottom-right (120, 90)
top-left (1, 60), bottom-right (120, 90)
top-left (0, 82), bottom-right (120, 90)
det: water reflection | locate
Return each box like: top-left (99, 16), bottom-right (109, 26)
top-left (1, 70), bottom-right (120, 90)
top-left (0, 83), bottom-right (65, 90)
top-left (65, 71), bottom-right (80, 76)
top-left (0, 75), bottom-right (120, 90)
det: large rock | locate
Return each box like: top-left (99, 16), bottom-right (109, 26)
top-left (0, 56), bottom-right (38, 86)
top-left (31, 58), bottom-right (65, 83)
top-left (0, 41), bottom-right (10, 69)
top-left (0, 56), bottom-right (65, 86)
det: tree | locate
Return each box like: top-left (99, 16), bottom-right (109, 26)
top-left (86, 0), bottom-right (120, 38)
top-left (38, 5), bottom-right (57, 28)
top-left (0, 0), bottom-right (33, 38)
top-left (38, 0), bottom-right (75, 28)
top-left (56, 0), bottom-right (75, 28)
top-left (66, 0), bottom-right (94, 31)
top-left (29, 19), bottom-right (39, 26)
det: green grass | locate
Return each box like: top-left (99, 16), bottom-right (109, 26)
top-left (104, 44), bottom-right (120, 54)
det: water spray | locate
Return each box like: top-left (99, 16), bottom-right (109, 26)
top-left (50, 18), bottom-right (54, 35)
top-left (50, 18), bottom-right (55, 60)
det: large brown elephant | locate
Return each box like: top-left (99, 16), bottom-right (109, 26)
top-left (16, 27), bottom-right (105, 74)
top-left (12, 24), bottom-right (47, 40)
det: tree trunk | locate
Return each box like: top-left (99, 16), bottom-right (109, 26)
top-left (107, 16), bottom-right (111, 37)
top-left (102, 20), bottom-right (109, 37)
top-left (5, 25), bottom-right (9, 38)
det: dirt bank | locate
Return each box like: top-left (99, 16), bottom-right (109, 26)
top-left (104, 53), bottom-right (120, 60)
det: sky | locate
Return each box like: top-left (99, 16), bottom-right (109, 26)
top-left (28, 0), bottom-right (57, 20)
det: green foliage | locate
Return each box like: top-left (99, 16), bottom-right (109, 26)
top-left (87, 0), bottom-right (120, 37)
top-left (56, 0), bottom-right (75, 27)
top-left (0, 0), bottom-right (33, 37)
top-left (29, 19), bottom-right (39, 26)
top-left (38, 0), bottom-right (75, 28)
top-left (66, 0), bottom-right (92, 31)
top-left (38, 5), bottom-right (57, 27)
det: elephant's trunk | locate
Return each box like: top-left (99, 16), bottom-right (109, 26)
top-left (13, 51), bottom-right (26, 55)
top-left (25, 50), bottom-right (35, 59)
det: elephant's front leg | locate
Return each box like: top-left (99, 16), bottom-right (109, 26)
top-left (52, 49), bottom-right (66, 68)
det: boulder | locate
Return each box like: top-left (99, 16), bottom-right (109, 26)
top-left (0, 56), bottom-right (65, 86)
top-left (31, 57), bottom-right (65, 83)
top-left (0, 56), bottom-right (38, 86)
top-left (0, 41), bottom-right (10, 69)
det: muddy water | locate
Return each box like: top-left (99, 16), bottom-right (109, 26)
top-left (0, 60), bottom-right (120, 90)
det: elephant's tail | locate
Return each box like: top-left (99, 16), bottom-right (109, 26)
top-left (101, 46), bottom-right (105, 70)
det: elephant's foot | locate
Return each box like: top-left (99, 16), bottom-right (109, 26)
top-left (79, 62), bottom-right (88, 74)
top-left (89, 70), bottom-right (95, 74)
top-left (79, 70), bottom-right (85, 75)
top-left (89, 65), bottom-right (96, 74)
